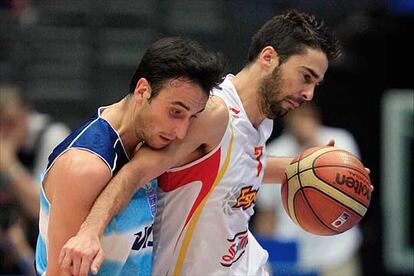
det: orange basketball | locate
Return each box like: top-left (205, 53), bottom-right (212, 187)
top-left (281, 146), bottom-right (373, 235)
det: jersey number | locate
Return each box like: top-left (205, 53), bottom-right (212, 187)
top-left (254, 146), bottom-right (263, 177)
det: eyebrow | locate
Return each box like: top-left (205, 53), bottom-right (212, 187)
top-left (171, 101), bottom-right (206, 114)
top-left (172, 101), bottom-right (190, 111)
top-left (302, 66), bottom-right (322, 81)
top-left (195, 107), bottom-right (205, 114)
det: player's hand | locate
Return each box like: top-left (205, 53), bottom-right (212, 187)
top-left (325, 139), bottom-right (373, 189)
top-left (59, 229), bottom-right (105, 276)
top-left (325, 139), bottom-right (335, 147)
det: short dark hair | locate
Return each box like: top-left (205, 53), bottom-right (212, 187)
top-left (129, 37), bottom-right (226, 98)
top-left (247, 10), bottom-right (341, 64)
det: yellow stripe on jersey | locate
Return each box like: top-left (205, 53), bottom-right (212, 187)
top-left (173, 124), bottom-right (235, 275)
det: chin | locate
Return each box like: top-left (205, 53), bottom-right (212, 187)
top-left (148, 143), bottom-right (165, 150)
top-left (149, 139), bottom-right (172, 149)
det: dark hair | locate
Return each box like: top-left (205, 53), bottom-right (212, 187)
top-left (247, 10), bottom-right (341, 64)
top-left (129, 37), bottom-right (226, 98)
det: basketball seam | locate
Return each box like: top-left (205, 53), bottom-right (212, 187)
top-left (287, 165), bottom-right (370, 208)
top-left (298, 186), bottom-right (361, 233)
top-left (312, 166), bottom-right (370, 208)
top-left (312, 150), bottom-right (369, 179)
top-left (297, 153), bottom-right (340, 235)
top-left (287, 165), bottom-right (369, 182)
top-left (288, 150), bottom-right (305, 224)
top-left (283, 172), bottom-right (290, 215)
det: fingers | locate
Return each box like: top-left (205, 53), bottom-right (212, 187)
top-left (72, 256), bottom-right (81, 276)
top-left (60, 244), bottom-right (93, 276)
top-left (91, 249), bottom-right (105, 275)
top-left (58, 246), bottom-right (66, 267)
top-left (62, 268), bottom-right (72, 276)
top-left (60, 248), bottom-right (73, 275)
top-left (80, 256), bottom-right (93, 276)
top-left (326, 139), bottom-right (335, 147)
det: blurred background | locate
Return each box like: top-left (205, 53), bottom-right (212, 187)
top-left (0, 0), bottom-right (412, 275)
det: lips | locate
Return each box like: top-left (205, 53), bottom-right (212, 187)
top-left (159, 135), bottom-right (173, 144)
top-left (287, 99), bottom-right (300, 109)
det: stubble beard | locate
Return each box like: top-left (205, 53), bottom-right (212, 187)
top-left (258, 66), bottom-right (288, 120)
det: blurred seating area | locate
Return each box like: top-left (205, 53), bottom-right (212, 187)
top-left (0, 1), bottom-right (412, 275)
top-left (0, 0), bottom-right (226, 128)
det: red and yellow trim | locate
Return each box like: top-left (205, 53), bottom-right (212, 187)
top-left (172, 125), bottom-right (235, 275)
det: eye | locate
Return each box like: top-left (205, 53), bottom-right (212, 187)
top-left (303, 74), bottom-right (312, 83)
top-left (170, 108), bottom-right (183, 118)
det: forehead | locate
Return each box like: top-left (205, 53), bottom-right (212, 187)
top-left (155, 78), bottom-right (207, 110)
top-left (284, 48), bottom-right (329, 80)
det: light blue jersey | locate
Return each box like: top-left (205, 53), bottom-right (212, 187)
top-left (35, 107), bottom-right (156, 276)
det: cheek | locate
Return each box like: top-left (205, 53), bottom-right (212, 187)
top-left (150, 113), bottom-right (173, 133)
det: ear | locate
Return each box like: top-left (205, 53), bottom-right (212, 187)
top-left (259, 46), bottom-right (279, 71)
top-left (133, 78), bottom-right (152, 101)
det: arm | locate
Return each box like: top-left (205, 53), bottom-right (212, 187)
top-left (59, 97), bottom-right (229, 276)
top-left (263, 156), bottom-right (293, 184)
top-left (263, 140), bottom-right (335, 184)
top-left (45, 150), bottom-right (111, 276)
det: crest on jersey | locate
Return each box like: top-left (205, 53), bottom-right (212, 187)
top-left (233, 186), bottom-right (258, 210)
top-left (145, 181), bottom-right (157, 217)
top-left (222, 185), bottom-right (258, 215)
top-left (220, 230), bottom-right (249, 267)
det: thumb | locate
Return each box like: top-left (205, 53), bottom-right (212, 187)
top-left (326, 139), bottom-right (335, 147)
top-left (91, 249), bottom-right (105, 275)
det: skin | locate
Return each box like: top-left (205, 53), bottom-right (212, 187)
top-left (58, 46), bottom-right (330, 276)
top-left (43, 77), bottom-right (207, 276)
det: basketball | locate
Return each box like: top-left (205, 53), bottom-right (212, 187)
top-left (281, 146), bottom-right (373, 235)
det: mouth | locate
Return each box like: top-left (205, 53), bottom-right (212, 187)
top-left (159, 135), bottom-right (173, 145)
top-left (283, 100), bottom-right (295, 111)
top-left (286, 99), bottom-right (302, 110)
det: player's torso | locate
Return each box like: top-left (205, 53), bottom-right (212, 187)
top-left (153, 75), bottom-right (272, 275)
top-left (36, 108), bottom-right (155, 276)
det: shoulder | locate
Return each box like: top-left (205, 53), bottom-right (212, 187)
top-left (192, 95), bottom-right (229, 146)
top-left (43, 148), bottom-right (112, 203)
top-left (203, 95), bottom-right (229, 124)
top-left (49, 149), bottom-right (111, 181)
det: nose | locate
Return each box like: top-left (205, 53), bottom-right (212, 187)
top-left (301, 86), bottom-right (315, 102)
top-left (173, 121), bottom-right (190, 140)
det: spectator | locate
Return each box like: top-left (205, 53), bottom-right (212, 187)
top-left (0, 84), bottom-right (70, 274)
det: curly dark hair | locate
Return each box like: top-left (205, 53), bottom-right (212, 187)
top-left (129, 37), bottom-right (226, 98)
top-left (247, 10), bottom-right (341, 64)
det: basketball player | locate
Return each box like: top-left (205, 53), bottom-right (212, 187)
top-left (34, 37), bottom-right (225, 276)
top-left (59, 10), bottom-right (341, 275)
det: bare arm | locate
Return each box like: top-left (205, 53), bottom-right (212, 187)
top-left (263, 140), bottom-right (335, 184)
top-left (59, 97), bottom-right (229, 276)
top-left (45, 150), bottom-right (111, 275)
top-left (73, 97), bottom-right (228, 237)
top-left (263, 156), bottom-right (293, 184)
top-left (76, 146), bottom-right (180, 237)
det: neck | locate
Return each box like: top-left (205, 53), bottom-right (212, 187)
top-left (101, 96), bottom-right (142, 157)
top-left (231, 65), bottom-right (267, 128)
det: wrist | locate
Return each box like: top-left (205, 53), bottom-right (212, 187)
top-left (78, 220), bottom-right (105, 238)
